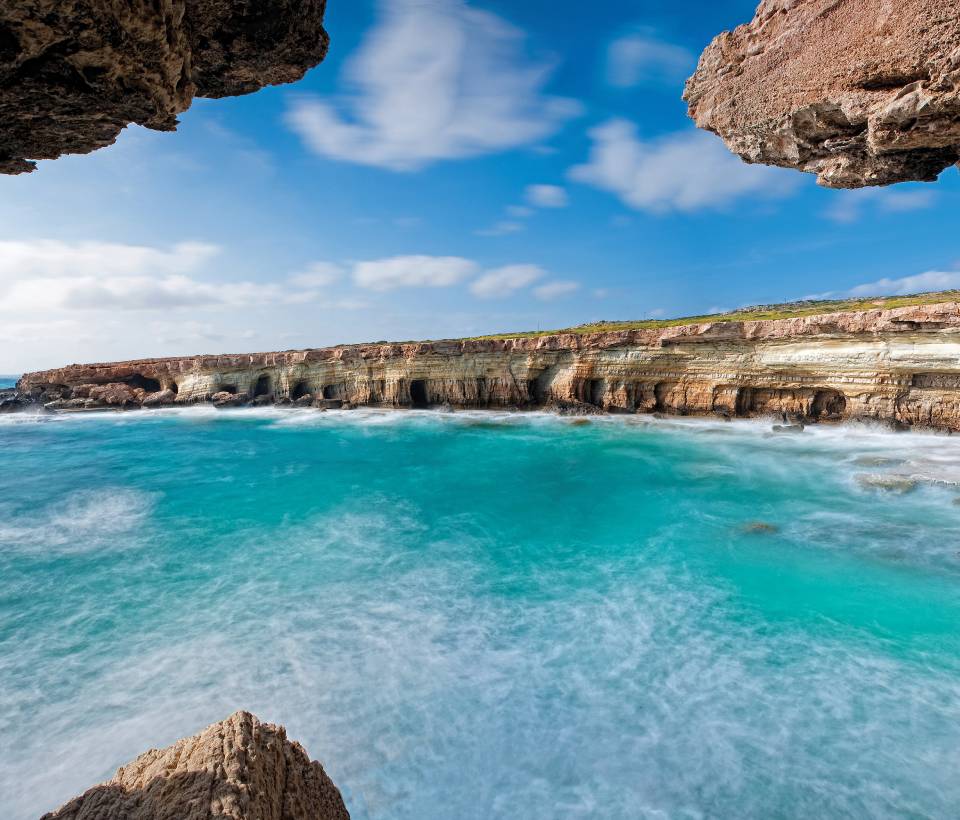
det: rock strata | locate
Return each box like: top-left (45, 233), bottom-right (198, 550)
top-left (1, 1), bottom-right (329, 173)
top-left (42, 711), bottom-right (350, 820)
top-left (685, 0), bottom-right (960, 187)
top-left (18, 301), bottom-right (960, 430)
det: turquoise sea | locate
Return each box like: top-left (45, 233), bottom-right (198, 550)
top-left (2, 407), bottom-right (959, 818)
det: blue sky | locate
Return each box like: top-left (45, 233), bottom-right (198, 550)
top-left (2, 0), bottom-right (959, 372)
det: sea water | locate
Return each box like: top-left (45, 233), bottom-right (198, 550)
top-left (1, 407), bottom-right (959, 818)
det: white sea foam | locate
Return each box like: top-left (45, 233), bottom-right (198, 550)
top-left (0, 488), bottom-right (155, 553)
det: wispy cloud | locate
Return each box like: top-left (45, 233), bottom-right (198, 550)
top-left (352, 255), bottom-right (479, 290)
top-left (470, 264), bottom-right (546, 298)
top-left (286, 0), bottom-right (581, 171)
top-left (824, 188), bottom-right (937, 223)
top-left (606, 32), bottom-right (693, 88)
top-left (0, 240), bottom-right (340, 313)
top-left (811, 270), bottom-right (960, 300)
top-left (525, 183), bottom-right (569, 208)
top-left (533, 280), bottom-right (579, 301)
top-left (475, 220), bottom-right (526, 237)
top-left (569, 120), bottom-right (796, 213)
top-left (288, 261), bottom-right (344, 289)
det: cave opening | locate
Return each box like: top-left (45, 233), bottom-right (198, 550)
top-left (410, 379), bottom-right (429, 408)
top-left (217, 384), bottom-right (238, 395)
top-left (253, 374), bottom-right (272, 397)
top-left (126, 374), bottom-right (162, 392)
top-left (654, 381), bottom-right (676, 412)
top-left (168, 381), bottom-right (179, 395)
top-left (322, 384), bottom-right (340, 400)
top-left (811, 389), bottom-right (846, 418)
top-left (291, 380), bottom-right (311, 400)
top-left (586, 378), bottom-right (605, 407)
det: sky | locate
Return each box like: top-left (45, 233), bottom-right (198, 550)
top-left (2, 0), bottom-right (959, 373)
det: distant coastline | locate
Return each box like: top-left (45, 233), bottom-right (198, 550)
top-left (9, 297), bottom-right (960, 432)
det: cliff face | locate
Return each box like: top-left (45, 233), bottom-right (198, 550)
top-left (42, 711), bottom-right (349, 820)
top-left (0, 0), bottom-right (328, 174)
top-left (17, 302), bottom-right (960, 430)
top-left (685, 0), bottom-right (960, 188)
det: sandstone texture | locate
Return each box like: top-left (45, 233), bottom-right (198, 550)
top-left (42, 711), bottom-right (350, 820)
top-left (1, 0), bottom-right (329, 174)
top-left (685, 0), bottom-right (960, 187)
top-left (17, 302), bottom-right (960, 431)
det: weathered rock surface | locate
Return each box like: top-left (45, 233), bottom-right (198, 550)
top-left (685, 0), bottom-right (960, 187)
top-left (1, 1), bottom-right (329, 174)
top-left (42, 710), bottom-right (350, 820)
top-left (18, 301), bottom-right (960, 430)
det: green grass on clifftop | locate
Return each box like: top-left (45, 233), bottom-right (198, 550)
top-left (467, 291), bottom-right (960, 340)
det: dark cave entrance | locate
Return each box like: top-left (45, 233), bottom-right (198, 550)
top-left (410, 379), bottom-right (429, 408)
top-left (586, 378), bottom-right (605, 407)
top-left (253, 374), bottom-right (272, 398)
top-left (811, 389), bottom-right (846, 418)
top-left (322, 384), bottom-right (340, 400)
top-left (126, 374), bottom-right (162, 392)
top-left (291, 380), bottom-right (311, 400)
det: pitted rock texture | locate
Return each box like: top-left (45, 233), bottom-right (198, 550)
top-left (1, 1), bottom-right (328, 174)
top-left (19, 302), bottom-right (960, 431)
top-left (41, 711), bottom-right (350, 820)
top-left (685, 0), bottom-right (960, 188)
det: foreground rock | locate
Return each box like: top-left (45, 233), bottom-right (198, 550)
top-left (1, 1), bottom-right (329, 174)
top-left (18, 301), bottom-right (960, 431)
top-left (685, 0), bottom-right (960, 188)
top-left (42, 711), bottom-right (349, 820)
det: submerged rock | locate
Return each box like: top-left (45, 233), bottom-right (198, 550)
top-left (685, 0), bottom-right (960, 187)
top-left (2, 1), bottom-right (329, 173)
top-left (41, 711), bottom-right (350, 820)
top-left (856, 473), bottom-right (918, 494)
top-left (742, 521), bottom-right (780, 534)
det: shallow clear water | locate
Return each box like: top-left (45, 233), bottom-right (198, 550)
top-left (2, 408), bottom-right (959, 818)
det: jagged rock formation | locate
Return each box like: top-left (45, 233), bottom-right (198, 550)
top-left (41, 711), bottom-right (350, 820)
top-left (17, 301), bottom-right (960, 430)
top-left (1, 1), bottom-right (329, 174)
top-left (685, 0), bottom-right (960, 188)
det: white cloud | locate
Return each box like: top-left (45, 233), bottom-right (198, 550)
top-left (0, 240), bottom-right (344, 313)
top-left (606, 33), bottom-right (693, 88)
top-left (526, 183), bottom-right (569, 208)
top-left (352, 254), bottom-right (478, 290)
top-left (470, 264), bottom-right (545, 298)
top-left (824, 188), bottom-right (936, 223)
top-left (286, 0), bottom-right (581, 171)
top-left (569, 120), bottom-right (795, 213)
top-left (0, 239), bottom-right (219, 281)
top-left (533, 280), bottom-right (579, 300)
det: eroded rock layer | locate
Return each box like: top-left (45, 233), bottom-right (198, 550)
top-left (1, 0), bottom-right (328, 173)
top-left (685, 0), bottom-right (960, 188)
top-left (42, 711), bottom-right (350, 820)
top-left (16, 302), bottom-right (960, 430)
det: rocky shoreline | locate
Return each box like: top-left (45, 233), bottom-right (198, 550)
top-left (13, 301), bottom-right (960, 431)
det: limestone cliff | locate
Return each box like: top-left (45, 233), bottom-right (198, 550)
top-left (1, 1), bottom-right (328, 174)
top-left (685, 0), bottom-right (960, 188)
top-left (16, 301), bottom-right (960, 430)
top-left (41, 711), bottom-right (349, 820)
